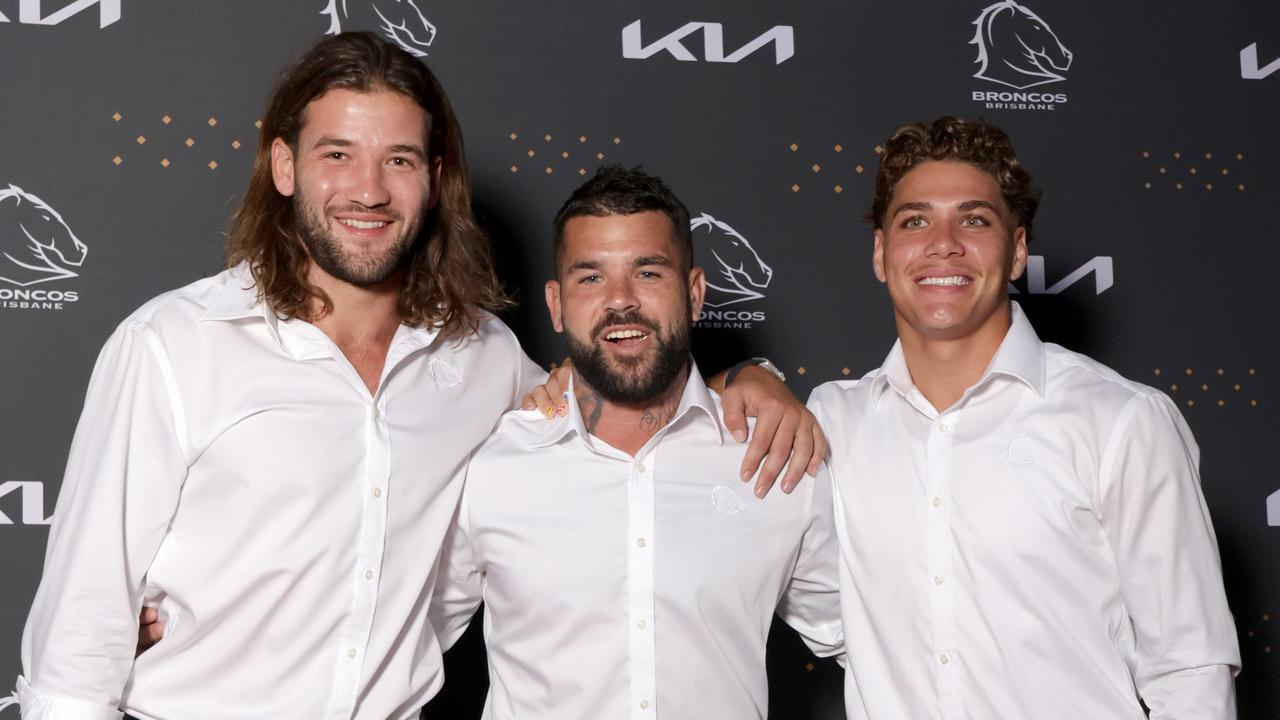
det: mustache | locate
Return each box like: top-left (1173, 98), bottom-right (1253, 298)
top-left (326, 203), bottom-right (404, 222)
top-left (591, 310), bottom-right (660, 338)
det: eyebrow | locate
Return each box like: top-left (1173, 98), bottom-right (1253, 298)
top-left (891, 199), bottom-right (999, 217)
top-left (564, 255), bottom-right (674, 274)
top-left (311, 137), bottom-right (427, 159)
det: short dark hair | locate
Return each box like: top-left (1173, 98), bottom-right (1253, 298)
top-left (226, 31), bottom-right (510, 334)
top-left (869, 116), bottom-right (1041, 242)
top-left (551, 165), bottom-right (693, 273)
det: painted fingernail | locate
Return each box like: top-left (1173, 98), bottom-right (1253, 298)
top-left (543, 405), bottom-right (555, 417)
top-left (556, 402), bottom-right (568, 416)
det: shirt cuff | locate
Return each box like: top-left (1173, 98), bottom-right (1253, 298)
top-left (15, 677), bottom-right (124, 720)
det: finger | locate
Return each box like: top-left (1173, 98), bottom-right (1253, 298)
top-left (721, 387), bottom-right (749, 444)
top-left (753, 409), bottom-right (800, 498)
top-left (140, 606), bottom-right (158, 625)
top-left (778, 418), bottom-right (815, 494)
top-left (739, 400), bottom-right (782, 482)
top-left (529, 386), bottom-right (557, 419)
top-left (807, 422), bottom-right (829, 476)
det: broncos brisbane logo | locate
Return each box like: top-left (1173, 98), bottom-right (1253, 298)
top-left (0, 185), bottom-right (87, 288)
top-left (321, 0), bottom-right (436, 57)
top-left (971, 0), bottom-right (1072, 89)
top-left (690, 213), bottom-right (772, 308)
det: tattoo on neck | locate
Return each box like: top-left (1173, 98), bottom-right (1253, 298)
top-left (639, 397), bottom-right (679, 435)
top-left (575, 384), bottom-right (605, 435)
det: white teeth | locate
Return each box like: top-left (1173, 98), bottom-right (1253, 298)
top-left (606, 329), bottom-right (647, 340)
top-left (339, 218), bottom-right (389, 230)
top-left (918, 276), bottom-right (969, 286)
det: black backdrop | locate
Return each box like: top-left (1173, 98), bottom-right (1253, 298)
top-left (1, 1), bottom-right (1277, 716)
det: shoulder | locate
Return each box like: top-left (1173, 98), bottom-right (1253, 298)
top-left (1042, 343), bottom-right (1169, 408)
top-left (806, 370), bottom-right (882, 420)
top-left (119, 267), bottom-right (242, 331)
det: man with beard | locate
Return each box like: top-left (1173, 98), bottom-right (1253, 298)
top-left (809, 116), bottom-right (1239, 719)
top-left (18, 35), bottom-right (820, 720)
top-left (429, 165), bottom-right (844, 719)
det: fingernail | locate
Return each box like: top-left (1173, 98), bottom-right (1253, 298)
top-left (556, 402), bottom-right (568, 416)
top-left (543, 405), bottom-right (555, 418)
top-left (755, 485), bottom-right (767, 499)
top-left (741, 468), bottom-right (752, 482)
top-left (732, 429), bottom-right (747, 443)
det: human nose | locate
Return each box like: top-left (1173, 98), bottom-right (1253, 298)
top-left (924, 224), bottom-right (964, 257)
top-left (346, 159), bottom-right (391, 207)
top-left (604, 276), bottom-right (640, 312)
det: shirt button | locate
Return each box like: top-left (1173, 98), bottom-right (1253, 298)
top-left (931, 497), bottom-right (942, 508)
top-left (939, 654), bottom-right (950, 665)
top-left (347, 648), bottom-right (357, 659)
top-left (637, 619), bottom-right (647, 630)
top-left (638, 463), bottom-right (648, 473)
top-left (364, 570), bottom-right (375, 580)
top-left (934, 575), bottom-right (945, 585)
top-left (937, 422), bottom-right (948, 433)
top-left (636, 537), bottom-right (647, 548)
top-left (372, 487), bottom-right (383, 498)
top-left (640, 699), bottom-right (650, 710)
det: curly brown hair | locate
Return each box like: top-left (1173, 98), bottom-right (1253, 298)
top-left (869, 116), bottom-right (1040, 242)
top-left (226, 32), bottom-right (511, 335)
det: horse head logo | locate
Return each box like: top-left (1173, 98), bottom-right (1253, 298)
top-left (690, 212), bottom-right (772, 308)
top-left (0, 184), bottom-right (87, 288)
top-left (971, 0), bottom-right (1072, 89)
top-left (321, 0), bottom-right (437, 57)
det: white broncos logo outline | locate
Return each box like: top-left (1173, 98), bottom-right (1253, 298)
top-left (971, 0), bottom-right (1073, 90)
top-left (0, 184), bottom-right (87, 288)
top-left (321, 0), bottom-right (437, 57)
top-left (690, 212), bottom-right (772, 309)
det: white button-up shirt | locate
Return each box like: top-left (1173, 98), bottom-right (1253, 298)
top-left (809, 303), bottom-right (1240, 720)
top-left (19, 265), bottom-right (543, 720)
top-left (430, 367), bottom-right (843, 720)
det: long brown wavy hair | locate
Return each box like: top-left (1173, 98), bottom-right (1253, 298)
top-left (226, 32), bottom-right (511, 334)
top-left (869, 116), bottom-right (1041, 243)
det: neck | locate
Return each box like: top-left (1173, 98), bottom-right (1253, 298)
top-left (305, 264), bottom-right (404, 395)
top-left (573, 364), bottom-right (690, 457)
top-left (897, 309), bottom-right (1011, 413)
top-left (306, 265), bottom-right (403, 344)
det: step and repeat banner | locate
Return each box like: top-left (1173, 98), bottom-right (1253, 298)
top-left (1, 1), bottom-right (1277, 717)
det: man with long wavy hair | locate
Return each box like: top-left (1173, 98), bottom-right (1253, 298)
top-left (17, 32), bottom-right (820, 720)
top-left (810, 116), bottom-right (1239, 719)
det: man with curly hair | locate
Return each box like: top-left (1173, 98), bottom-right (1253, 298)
top-left (808, 116), bottom-right (1240, 719)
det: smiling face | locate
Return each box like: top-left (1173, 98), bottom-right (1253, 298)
top-left (873, 160), bottom-right (1028, 346)
top-left (270, 88), bottom-right (439, 288)
top-left (546, 211), bottom-right (706, 405)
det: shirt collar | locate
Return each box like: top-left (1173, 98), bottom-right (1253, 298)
top-left (198, 262), bottom-right (441, 361)
top-left (529, 358), bottom-right (724, 450)
top-left (870, 301), bottom-right (1045, 410)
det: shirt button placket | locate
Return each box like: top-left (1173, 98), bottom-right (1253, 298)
top-left (927, 411), bottom-right (962, 717)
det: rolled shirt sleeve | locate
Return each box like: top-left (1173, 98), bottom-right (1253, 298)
top-left (1099, 391), bottom-right (1240, 719)
top-left (19, 321), bottom-right (189, 718)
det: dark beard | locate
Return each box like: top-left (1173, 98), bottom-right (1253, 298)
top-left (567, 309), bottom-right (691, 405)
top-left (293, 197), bottom-right (419, 287)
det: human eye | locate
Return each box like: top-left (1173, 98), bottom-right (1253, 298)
top-left (578, 274), bottom-right (602, 285)
top-left (901, 215), bottom-right (927, 229)
top-left (388, 156), bottom-right (416, 169)
top-left (960, 215), bottom-right (990, 227)
top-left (322, 150), bottom-right (348, 161)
